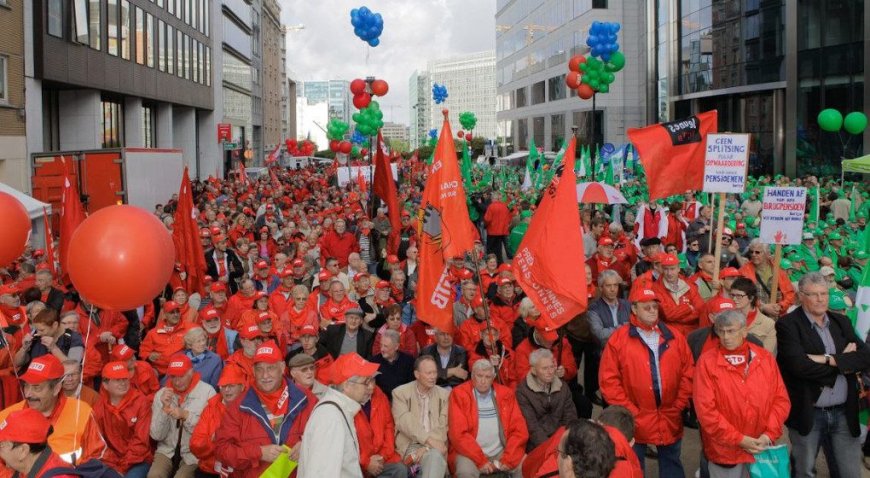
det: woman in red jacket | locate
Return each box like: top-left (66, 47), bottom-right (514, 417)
top-left (693, 309), bottom-right (790, 476)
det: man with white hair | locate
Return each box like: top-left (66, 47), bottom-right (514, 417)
top-left (448, 359), bottom-right (528, 477)
top-left (299, 352), bottom-right (381, 478)
top-left (515, 348), bottom-right (577, 450)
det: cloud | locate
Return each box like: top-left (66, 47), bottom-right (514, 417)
top-left (280, 0), bottom-right (495, 125)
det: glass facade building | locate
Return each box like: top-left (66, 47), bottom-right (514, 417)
top-left (650, 0), bottom-right (865, 176)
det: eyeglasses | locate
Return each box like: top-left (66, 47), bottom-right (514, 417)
top-left (348, 378), bottom-right (375, 386)
top-left (749, 250), bottom-right (764, 255)
top-left (730, 293), bottom-right (747, 300)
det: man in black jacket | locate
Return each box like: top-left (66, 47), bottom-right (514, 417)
top-left (34, 267), bottom-right (65, 312)
top-left (204, 234), bottom-right (244, 295)
top-left (321, 308), bottom-right (373, 359)
top-left (420, 329), bottom-right (468, 389)
top-left (776, 271), bottom-right (870, 478)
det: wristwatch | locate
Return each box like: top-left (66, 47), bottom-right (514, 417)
top-left (824, 354), bottom-right (832, 365)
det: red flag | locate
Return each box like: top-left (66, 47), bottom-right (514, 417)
top-left (42, 207), bottom-right (57, 276)
top-left (237, 160), bottom-right (249, 186)
top-left (373, 131), bottom-right (400, 254)
top-left (357, 165), bottom-right (367, 195)
top-left (415, 113), bottom-right (477, 333)
top-left (265, 143), bottom-right (281, 165)
top-left (627, 110), bottom-right (718, 200)
top-left (512, 137), bottom-right (588, 330)
top-left (172, 167), bottom-right (207, 295)
top-left (58, 156), bottom-right (85, 281)
top-left (269, 166), bottom-right (281, 190)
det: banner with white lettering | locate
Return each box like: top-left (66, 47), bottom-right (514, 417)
top-left (703, 133), bottom-right (749, 193)
top-left (760, 187), bottom-right (806, 245)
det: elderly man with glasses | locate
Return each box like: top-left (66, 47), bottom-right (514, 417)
top-left (738, 239), bottom-right (795, 318)
top-left (776, 272), bottom-right (870, 478)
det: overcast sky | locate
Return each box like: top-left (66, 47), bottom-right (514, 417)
top-left (281, 0), bottom-right (496, 126)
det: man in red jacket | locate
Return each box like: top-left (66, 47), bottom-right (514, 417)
top-left (320, 219), bottom-right (360, 268)
top-left (483, 192), bottom-right (512, 262)
top-left (190, 366), bottom-right (247, 477)
top-left (214, 341), bottom-right (312, 478)
top-left (447, 358), bottom-right (528, 476)
top-left (354, 386), bottom-right (407, 477)
top-left (91, 362), bottom-right (153, 477)
top-left (0, 408), bottom-right (78, 478)
top-left (599, 286), bottom-right (694, 477)
top-left (652, 253), bottom-right (704, 337)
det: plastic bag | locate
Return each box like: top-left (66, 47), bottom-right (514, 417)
top-left (749, 444), bottom-right (789, 478)
top-left (259, 446), bottom-right (297, 478)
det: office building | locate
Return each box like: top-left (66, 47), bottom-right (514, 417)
top-left (298, 80), bottom-right (353, 125)
top-left (427, 51), bottom-right (497, 142)
top-left (408, 70), bottom-right (430, 149)
top-left (381, 121), bottom-right (410, 149)
top-left (0, 0), bottom-right (27, 191)
top-left (260, 0), bottom-right (284, 153)
top-left (649, 0), bottom-right (866, 176)
top-left (495, 1), bottom-right (645, 155)
top-left (219, 0), bottom-right (253, 172)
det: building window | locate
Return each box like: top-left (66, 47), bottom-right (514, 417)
top-left (73, 0), bottom-right (90, 45)
top-left (551, 114), bottom-right (565, 150)
top-left (593, 0), bottom-right (607, 7)
top-left (166, 24), bottom-right (174, 74)
top-left (120, 0), bottom-right (130, 59)
top-left (202, 0), bottom-right (208, 35)
top-left (0, 56), bottom-right (7, 105)
top-left (176, 30), bottom-right (183, 77)
top-left (88, 0), bottom-right (101, 50)
top-left (101, 98), bottom-right (124, 148)
top-left (107, 0), bottom-right (118, 55)
top-left (167, 0), bottom-right (173, 15)
top-left (183, 34), bottom-right (189, 79)
top-left (517, 118), bottom-right (528, 150)
top-left (533, 116), bottom-right (545, 146)
top-left (190, 0), bottom-right (197, 30)
top-left (515, 87), bottom-right (527, 108)
top-left (145, 13), bottom-right (154, 67)
top-left (197, 42), bottom-right (203, 84)
top-left (135, 7), bottom-right (144, 64)
top-left (191, 40), bottom-right (197, 82)
top-left (158, 19), bottom-right (165, 71)
top-left (572, 110), bottom-right (604, 148)
top-left (143, 103), bottom-right (156, 147)
top-left (156, 0), bottom-right (162, 8)
top-left (184, 0), bottom-right (190, 24)
top-left (531, 81), bottom-right (546, 105)
top-left (204, 46), bottom-right (210, 86)
top-left (48, 0), bottom-right (64, 37)
top-left (200, 0), bottom-right (206, 34)
top-left (548, 75), bottom-right (566, 101)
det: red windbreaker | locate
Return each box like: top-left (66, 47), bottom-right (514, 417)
top-left (483, 201), bottom-right (511, 236)
top-left (652, 278), bottom-right (705, 337)
top-left (355, 388), bottom-right (401, 470)
top-left (319, 230), bottom-right (360, 267)
top-left (514, 336), bottom-right (577, 382)
top-left (91, 388), bottom-right (153, 473)
top-left (190, 394), bottom-right (227, 474)
top-left (599, 318), bottom-right (694, 446)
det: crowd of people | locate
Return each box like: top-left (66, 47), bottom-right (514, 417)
top-left (0, 158), bottom-right (868, 478)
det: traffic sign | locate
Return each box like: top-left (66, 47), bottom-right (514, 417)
top-left (223, 142), bottom-right (238, 150)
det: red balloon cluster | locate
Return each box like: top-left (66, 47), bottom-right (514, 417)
top-left (330, 140), bottom-right (353, 154)
top-left (286, 139), bottom-right (315, 156)
top-left (350, 78), bottom-right (389, 109)
top-left (566, 55), bottom-right (594, 99)
top-left (456, 131), bottom-right (473, 141)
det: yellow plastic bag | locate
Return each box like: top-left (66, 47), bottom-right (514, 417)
top-left (259, 445), bottom-right (297, 478)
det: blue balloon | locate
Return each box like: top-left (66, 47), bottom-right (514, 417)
top-left (613, 23), bottom-right (620, 32)
top-left (368, 38), bottom-right (379, 47)
top-left (586, 36), bottom-right (597, 47)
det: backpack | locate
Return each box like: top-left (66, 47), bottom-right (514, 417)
top-left (41, 459), bottom-right (123, 478)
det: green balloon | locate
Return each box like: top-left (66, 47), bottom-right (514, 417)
top-left (605, 51), bottom-right (625, 72)
top-left (817, 108), bottom-right (843, 132)
top-left (604, 72), bottom-right (615, 84)
top-left (579, 62), bottom-right (589, 72)
top-left (843, 112), bottom-right (868, 135)
top-left (581, 75), bottom-right (591, 85)
top-left (598, 83), bottom-right (609, 93)
top-left (589, 80), bottom-right (600, 90)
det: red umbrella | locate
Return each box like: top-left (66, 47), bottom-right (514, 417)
top-left (575, 182), bottom-right (627, 204)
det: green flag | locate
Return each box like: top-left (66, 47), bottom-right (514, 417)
top-left (808, 186), bottom-right (820, 223)
top-left (461, 141), bottom-right (473, 191)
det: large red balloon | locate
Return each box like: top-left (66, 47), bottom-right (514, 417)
top-left (457, 130), bottom-right (465, 139)
top-left (340, 141), bottom-right (352, 154)
top-left (353, 93), bottom-right (371, 109)
top-left (568, 55), bottom-right (586, 72)
top-left (578, 84), bottom-right (594, 100)
top-left (329, 140), bottom-right (341, 152)
top-left (0, 192), bottom-right (31, 267)
top-left (67, 205), bottom-right (174, 310)
top-left (566, 71), bottom-right (581, 89)
top-left (371, 79), bottom-right (389, 96)
top-left (350, 78), bottom-right (367, 95)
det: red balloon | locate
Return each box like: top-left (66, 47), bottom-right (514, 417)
top-left (566, 71), bottom-right (581, 89)
top-left (350, 78), bottom-right (367, 95)
top-left (568, 55), bottom-right (586, 73)
top-left (0, 192), bottom-right (31, 267)
top-left (360, 148), bottom-right (368, 157)
top-left (67, 205), bottom-right (174, 310)
top-left (353, 93), bottom-right (371, 109)
top-left (330, 140), bottom-right (341, 152)
top-left (340, 141), bottom-right (352, 154)
top-left (371, 79), bottom-right (389, 96)
top-left (465, 133), bottom-right (473, 141)
top-left (457, 130), bottom-right (465, 139)
top-left (577, 83), bottom-right (594, 100)
top-left (287, 139), bottom-right (298, 150)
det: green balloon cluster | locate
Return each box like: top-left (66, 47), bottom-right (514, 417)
top-left (353, 101), bottom-right (384, 137)
top-left (817, 108), bottom-right (868, 135)
top-left (459, 112), bottom-right (477, 131)
top-left (579, 54), bottom-right (623, 94)
top-left (326, 119), bottom-right (349, 141)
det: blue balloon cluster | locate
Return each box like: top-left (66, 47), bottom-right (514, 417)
top-left (586, 21), bottom-right (621, 62)
top-left (350, 7), bottom-right (384, 47)
top-left (427, 128), bottom-right (438, 139)
top-left (432, 83), bottom-right (448, 104)
top-left (351, 130), bottom-right (367, 144)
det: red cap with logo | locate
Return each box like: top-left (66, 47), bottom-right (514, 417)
top-left (102, 361), bottom-right (132, 380)
top-left (597, 236), bottom-right (615, 246)
top-left (0, 409), bottom-right (52, 444)
top-left (328, 352), bottom-right (380, 384)
top-left (386, 255), bottom-right (400, 264)
top-left (111, 344), bottom-right (135, 361)
top-left (660, 254), bottom-right (680, 267)
top-left (239, 322), bottom-right (263, 340)
top-left (292, 259), bottom-right (305, 268)
top-left (318, 271), bottom-right (332, 282)
top-left (279, 268), bottom-right (295, 278)
top-left (255, 260), bottom-right (269, 270)
top-left (20, 355), bottom-right (65, 383)
top-left (0, 283), bottom-right (20, 296)
top-left (629, 287), bottom-right (659, 303)
top-left (298, 324), bottom-right (319, 337)
top-left (210, 282), bottom-right (227, 293)
top-left (162, 301), bottom-right (180, 313)
top-left (166, 354), bottom-right (193, 377)
top-left (217, 366), bottom-right (247, 387)
top-left (253, 340), bottom-right (283, 364)
top-left (497, 277), bottom-right (514, 286)
top-left (711, 299), bottom-right (736, 314)
top-left (198, 307), bottom-right (220, 322)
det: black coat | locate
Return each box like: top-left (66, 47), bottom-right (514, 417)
top-left (775, 307), bottom-right (870, 436)
top-left (420, 343), bottom-right (468, 389)
top-left (204, 248), bottom-right (245, 294)
top-left (43, 287), bottom-right (66, 312)
top-left (321, 324), bottom-right (374, 359)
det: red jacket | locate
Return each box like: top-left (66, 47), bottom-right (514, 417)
top-left (320, 230), bottom-right (360, 267)
top-left (190, 394), bottom-right (227, 474)
top-left (467, 341), bottom-right (518, 389)
top-left (738, 262), bottom-right (795, 316)
top-left (355, 388), bottom-right (401, 471)
top-left (224, 292), bottom-right (258, 330)
top-left (587, 254), bottom-right (631, 284)
top-left (514, 336), bottom-right (577, 382)
top-left (599, 319), bottom-right (694, 445)
top-left (447, 381), bottom-right (528, 470)
top-left (77, 307), bottom-right (128, 368)
top-left (91, 388), bottom-right (153, 473)
top-left (488, 295), bottom-right (521, 328)
top-left (693, 343), bottom-right (790, 465)
top-left (483, 201), bottom-right (511, 236)
top-left (213, 379), bottom-right (313, 478)
top-left (269, 286), bottom-right (295, 318)
top-left (652, 278), bottom-right (705, 337)
top-left (139, 319), bottom-right (192, 375)
top-left (319, 297), bottom-right (357, 325)
top-left (456, 317), bottom-right (512, 354)
top-left (603, 424), bottom-right (643, 477)
top-left (131, 360), bottom-right (160, 399)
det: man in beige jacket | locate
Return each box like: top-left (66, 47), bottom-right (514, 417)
top-left (391, 355), bottom-right (450, 478)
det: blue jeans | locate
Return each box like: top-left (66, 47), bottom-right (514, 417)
top-left (789, 406), bottom-right (863, 478)
top-left (633, 440), bottom-right (685, 478)
top-left (125, 463), bottom-right (150, 478)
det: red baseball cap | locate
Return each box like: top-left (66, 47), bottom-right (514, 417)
top-left (254, 291), bottom-right (268, 301)
top-left (497, 264), bottom-right (513, 273)
top-left (111, 344), bottom-right (136, 361)
top-left (20, 355), bottom-right (65, 384)
top-left (629, 287), bottom-right (659, 303)
top-left (218, 366), bottom-right (247, 387)
top-left (328, 353), bottom-right (380, 384)
top-left (353, 272), bottom-right (369, 282)
top-left (401, 210), bottom-right (411, 218)
top-left (0, 283), bottom-right (20, 296)
top-left (212, 234), bottom-right (228, 245)
top-left (162, 301), bottom-right (180, 313)
top-left (317, 271), bottom-right (332, 282)
top-left (253, 340), bottom-right (283, 364)
top-left (198, 307), bottom-right (220, 322)
top-left (376, 280), bottom-right (390, 289)
top-left (497, 277), bottom-right (514, 286)
top-left (534, 322), bottom-right (559, 342)
top-left (660, 254), bottom-right (680, 267)
top-left (597, 236), bottom-right (615, 246)
top-left (292, 259), bottom-right (305, 267)
top-left (255, 260), bottom-right (269, 270)
top-left (210, 282), bottom-right (227, 293)
top-left (256, 311), bottom-right (272, 323)
top-left (711, 299), bottom-right (736, 314)
top-left (102, 361), bottom-right (132, 380)
top-left (238, 322), bottom-right (263, 340)
top-left (166, 354), bottom-right (193, 377)
top-left (0, 409), bottom-right (52, 444)
top-left (648, 253), bottom-right (665, 263)
top-left (722, 227), bottom-right (734, 237)
top-left (719, 267), bottom-right (741, 279)
top-left (279, 269), bottom-right (295, 279)
top-left (386, 255), bottom-right (400, 264)
top-left (298, 324), bottom-right (319, 337)
top-left (200, 228), bottom-right (212, 238)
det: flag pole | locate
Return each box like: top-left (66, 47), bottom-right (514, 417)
top-left (466, 251), bottom-right (502, 384)
top-left (769, 244), bottom-right (782, 306)
top-left (711, 192), bottom-right (726, 281)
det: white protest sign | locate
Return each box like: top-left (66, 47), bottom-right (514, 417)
top-left (703, 133), bottom-right (750, 193)
top-left (760, 187), bottom-right (806, 245)
top-left (336, 164), bottom-right (398, 187)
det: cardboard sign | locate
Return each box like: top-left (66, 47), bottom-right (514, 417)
top-left (703, 133), bottom-right (749, 193)
top-left (760, 187), bottom-right (806, 245)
